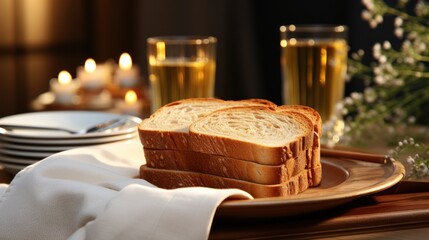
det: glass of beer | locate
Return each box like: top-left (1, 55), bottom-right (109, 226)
top-left (280, 25), bottom-right (348, 146)
top-left (147, 36), bottom-right (217, 111)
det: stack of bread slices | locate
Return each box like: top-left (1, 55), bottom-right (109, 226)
top-left (138, 98), bottom-right (322, 198)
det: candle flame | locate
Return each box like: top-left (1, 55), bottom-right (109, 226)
top-left (119, 53), bottom-right (132, 70)
top-left (58, 70), bottom-right (72, 84)
top-left (125, 90), bottom-right (137, 103)
top-left (84, 58), bottom-right (96, 72)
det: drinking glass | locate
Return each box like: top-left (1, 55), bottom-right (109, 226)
top-left (280, 25), bottom-right (348, 147)
top-left (147, 36), bottom-right (217, 112)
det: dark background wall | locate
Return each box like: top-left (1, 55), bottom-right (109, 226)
top-left (0, 0), bottom-right (397, 118)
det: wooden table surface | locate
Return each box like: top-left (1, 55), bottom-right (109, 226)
top-left (210, 181), bottom-right (429, 239)
top-left (1, 168), bottom-right (429, 239)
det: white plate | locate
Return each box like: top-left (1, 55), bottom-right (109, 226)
top-left (0, 132), bottom-right (138, 145)
top-left (0, 111), bottom-right (141, 139)
top-left (215, 157), bottom-right (405, 219)
top-left (0, 148), bottom-right (53, 158)
top-left (0, 142), bottom-right (85, 152)
top-left (0, 154), bottom-right (39, 165)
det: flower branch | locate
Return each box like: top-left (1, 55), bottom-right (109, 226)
top-left (343, 0), bottom-right (429, 180)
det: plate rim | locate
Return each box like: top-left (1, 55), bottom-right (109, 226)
top-left (0, 142), bottom-right (81, 152)
top-left (215, 157), bottom-right (405, 218)
top-left (0, 111), bottom-right (141, 139)
top-left (0, 153), bottom-right (39, 164)
top-left (0, 132), bottom-right (138, 145)
top-left (0, 148), bottom-right (53, 158)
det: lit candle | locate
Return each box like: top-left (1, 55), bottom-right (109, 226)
top-left (116, 89), bottom-right (143, 116)
top-left (50, 70), bottom-right (80, 105)
top-left (77, 58), bottom-right (109, 91)
top-left (115, 53), bottom-right (140, 88)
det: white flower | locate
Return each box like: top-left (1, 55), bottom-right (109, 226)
top-left (364, 88), bottom-right (377, 103)
top-left (394, 17), bottom-right (403, 27)
top-left (406, 156), bottom-right (415, 165)
top-left (383, 41), bottom-right (391, 49)
top-left (373, 43), bottom-right (382, 58)
top-left (378, 55), bottom-right (387, 63)
top-left (375, 15), bottom-right (384, 23)
top-left (407, 31), bottom-right (418, 40)
top-left (373, 66), bottom-right (382, 75)
top-left (369, 20), bottom-right (378, 28)
top-left (418, 42), bottom-right (426, 52)
top-left (419, 164), bottom-right (429, 175)
top-left (361, 10), bottom-right (372, 21)
top-left (351, 52), bottom-right (360, 60)
top-left (395, 27), bottom-right (404, 38)
top-left (385, 62), bottom-right (395, 74)
top-left (344, 0), bottom-right (429, 167)
top-left (405, 57), bottom-right (415, 64)
top-left (402, 40), bottom-right (411, 50)
top-left (423, 166), bottom-right (429, 175)
top-left (351, 92), bottom-right (363, 101)
top-left (375, 75), bottom-right (386, 85)
top-left (344, 97), bottom-right (354, 105)
top-left (362, 0), bottom-right (375, 11)
top-left (416, 1), bottom-right (429, 16)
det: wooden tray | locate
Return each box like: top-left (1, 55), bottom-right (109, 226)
top-left (215, 157), bottom-right (405, 219)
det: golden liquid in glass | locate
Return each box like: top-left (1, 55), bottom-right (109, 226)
top-left (281, 39), bottom-right (347, 122)
top-left (149, 59), bottom-right (215, 111)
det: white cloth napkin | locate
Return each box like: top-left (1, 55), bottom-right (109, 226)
top-left (0, 139), bottom-right (252, 240)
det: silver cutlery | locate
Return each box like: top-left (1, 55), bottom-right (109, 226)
top-left (0, 118), bottom-right (126, 135)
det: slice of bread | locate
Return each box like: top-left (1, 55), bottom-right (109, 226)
top-left (188, 106), bottom-right (314, 164)
top-left (140, 165), bottom-right (321, 198)
top-left (138, 99), bottom-right (321, 198)
top-left (276, 105), bottom-right (322, 135)
top-left (276, 105), bottom-right (322, 179)
top-left (143, 148), bottom-right (308, 185)
top-left (138, 98), bottom-right (276, 150)
top-left (141, 104), bottom-right (322, 186)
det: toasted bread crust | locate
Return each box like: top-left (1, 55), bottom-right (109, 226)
top-left (277, 105), bottom-right (322, 173)
top-left (143, 148), bottom-right (309, 185)
top-left (140, 165), bottom-right (321, 198)
top-left (276, 105), bottom-right (322, 134)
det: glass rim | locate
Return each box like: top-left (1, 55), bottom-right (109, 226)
top-left (147, 36), bottom-right (217, 44)
top-left (279, 25), bottom-right (348, 34)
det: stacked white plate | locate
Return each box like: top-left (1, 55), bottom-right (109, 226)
top-left (0, 111), bottom-right (142, 174)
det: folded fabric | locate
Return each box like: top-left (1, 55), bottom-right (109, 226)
top-left (0, 139), bottom-right (252, 240)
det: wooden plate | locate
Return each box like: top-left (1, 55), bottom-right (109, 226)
top-left (215, 157), bottom-right (405, 219)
